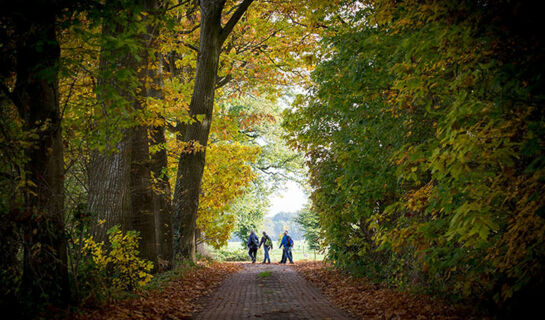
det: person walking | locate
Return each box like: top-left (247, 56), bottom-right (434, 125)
top-left (247, 230), bottom-right (259, 263)
top-left (279, 231), bottom-right (294, 264)
top-left (279, 231), bottom-right (287, 263)
top-left (259, 231), bottom-right (273, 264)
top-left (285, 233), bottom-right (294, 264)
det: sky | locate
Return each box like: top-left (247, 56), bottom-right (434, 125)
top-left (267, 180), bottom-right (308, 216)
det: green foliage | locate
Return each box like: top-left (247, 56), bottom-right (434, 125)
top-left (213, 96), bottom-right (306, 246)
top-left (0, 103), bottom-right (25, 307)
top-left (285, 0), bottom-right (545, 312)
top-left (233, 208), bottom-right (263, 248)
top-left (294, 207), bottom-right (320, 251)
top-left (192, 96), bottom-right (306, 248)
top-left (211, 247), bottom-right (249, 262)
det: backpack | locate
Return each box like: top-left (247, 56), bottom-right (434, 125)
top-left (253, 236), bottom-right (259, 247)
top-left (286, 235), bottom-right (294, 247)
top-left (265, 236), bottom-right (273, 248)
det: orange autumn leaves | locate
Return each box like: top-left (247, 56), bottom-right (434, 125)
top-left (295, 262), bottom-right (485, 320)
top-left (197, 142), bottom-right (260, 248)
top-left (75, 262), bottom-right (242, 320)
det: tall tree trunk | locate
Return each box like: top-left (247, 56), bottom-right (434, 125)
top-left (88, 0), bottom-right (157, 266)
top-left (141, 0), bottom-right (174, 271)
top-left (88, 137), bottom-right (133, 240)
top-left (129, 122), bottom-right (156, 265)
top-left (89, 9), bottom-right (136, 241)
top-left (173, 0), bottom-right (254, 262)
top-left (11, 4), bottom-right (69, 308)
top-left (150, 124), bottom-right (174, 269)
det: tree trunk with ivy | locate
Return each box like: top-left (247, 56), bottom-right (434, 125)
top-left (89, 0), bottom-right (157, 267)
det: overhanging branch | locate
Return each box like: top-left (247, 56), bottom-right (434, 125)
top-left (258, 155), bottom-right (299, 172)
top-left (219, 0), bottom-right (254, 45)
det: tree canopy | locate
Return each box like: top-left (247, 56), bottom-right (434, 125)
top-left (1, 0), bottom-right (544, 317)
top-left (285, 0), bottom-right (545, 315)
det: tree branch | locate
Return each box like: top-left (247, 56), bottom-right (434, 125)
top-left (60, 75), bottom-right (78, 122)
top-left (219, 0), bottom-right (254, 45)
top-left (165, 0), bottom-right (192, 12)
top-left (179, 23), bottom-right (200, 34)
top-left (258, 155), bottom-right (299, 172)
top-left (215, 74), bottom-right (232, 89)
top-left (183, 42), bottom-right (200, 53)
top-left (238, 129), bottom-right (258, 139)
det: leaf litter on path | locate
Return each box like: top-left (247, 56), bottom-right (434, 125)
top-left (75, 262), bottom-right (241, 320)
top-left (294, 261), bottom-right (489, 320)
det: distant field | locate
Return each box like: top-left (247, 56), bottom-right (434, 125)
top-left (207, 240), bottom-right (325, 262)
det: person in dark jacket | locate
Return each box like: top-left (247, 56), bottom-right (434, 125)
top-left (279, 231), bottom-right (294, 264)
top-left (259, 231), bottom-right (273, 264)
top-left (247, 230), bottom-right (259, 263)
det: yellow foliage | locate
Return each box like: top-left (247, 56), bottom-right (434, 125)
top-left (82, 226), bottom-right (153, 291)
top-left (197, 142), bottom-right (260, 248)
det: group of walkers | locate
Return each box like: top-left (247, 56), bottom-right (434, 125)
top-left (247, 230), bottom-right (294, 264)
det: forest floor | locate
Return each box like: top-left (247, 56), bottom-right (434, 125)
top-left (73, 261), bottom-right (488, 320)
top-left (74, 262), bottom-right (241, 320)
top-left (295, 261), bottom-right (488, 320)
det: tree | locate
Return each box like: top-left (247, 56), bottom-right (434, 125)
top-left (285, 0), bottom-right (545, 313)
top-left (88, 0), bottom-right (168, 267)
top-left (295, 207), bottom-right (320, 251)
top-left (0, 0), bottom-right (71, 311)
top-left (196, 142), bottom-right (259, 248)
top-left (233, 207), bottom-right (263, 247)
top-left (269, 211), bottom-right (304, 241)
top-left (150, 123), bottom-right (174, 269)
top-left (147, 30), bottom-right (175, 269)
top-left (173, 0), bottom-right (255, 262)
top-left (148, 0), bottom-right (313, 262)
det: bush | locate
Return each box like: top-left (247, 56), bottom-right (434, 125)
top-left (72, 225), bottom-right (153, 305)
top-left (212, 247), bottom-right (248, 261)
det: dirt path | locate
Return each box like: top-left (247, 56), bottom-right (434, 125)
top-left (194, 263), bottom-right (353, 320)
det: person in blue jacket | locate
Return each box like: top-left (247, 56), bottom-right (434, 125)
top-left (279, 231), bottom-right (294, 264)
top-left (247, 230), bottom-right (259, 263)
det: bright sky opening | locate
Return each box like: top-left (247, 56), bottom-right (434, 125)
top-left (267, 180), bottom-right (307, 216)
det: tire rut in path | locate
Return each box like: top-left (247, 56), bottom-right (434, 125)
top-left (194, 263), bottom-right (354, 320)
